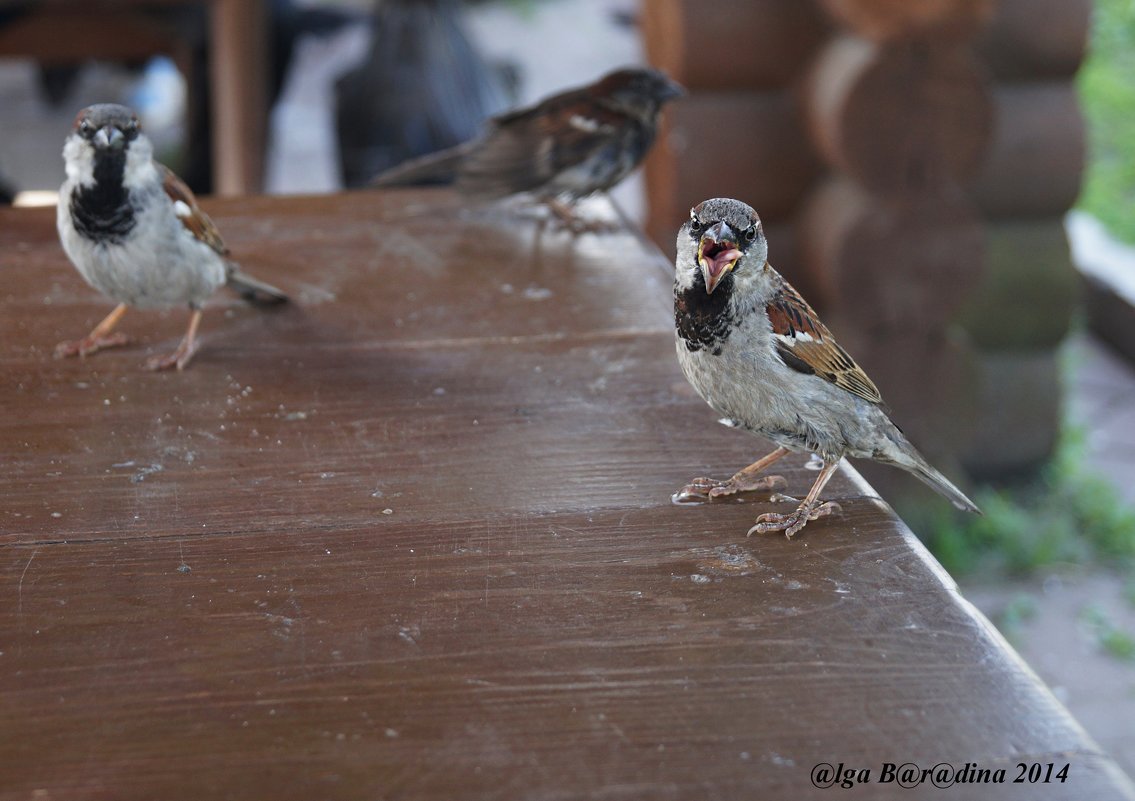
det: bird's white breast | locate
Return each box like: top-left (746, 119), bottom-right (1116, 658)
top-left (58, 178), bottom-right (227, 309)
top-left (675, 293), bottom-right (870, 459)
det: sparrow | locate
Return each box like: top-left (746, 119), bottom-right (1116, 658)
top-left (370, 66), bottom-right (683, 230)
top-left (673, 197), bottom-right (980, 538)
top-left (56, 103), bottom-right (287, 371)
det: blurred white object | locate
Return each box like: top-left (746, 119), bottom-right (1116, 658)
top-left (13, 189), bottom-right (58, 207)
top-left (266, 22), bottom-right (371, 194)
top-left (1067, 210), bottom-right (1135, 305)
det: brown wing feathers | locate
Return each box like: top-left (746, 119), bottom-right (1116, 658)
top-left (766, 275), bottom-right (883, 405)
top-left (160, 164), bottom-right (228, 256)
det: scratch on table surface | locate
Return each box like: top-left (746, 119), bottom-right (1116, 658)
top-left (17, 548), bottom-right (38, 616)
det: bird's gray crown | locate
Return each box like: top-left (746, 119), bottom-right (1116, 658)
top-left (73, 104), bottom-right (140, 132)
top-left (691, 198), bottom-right (762, 233)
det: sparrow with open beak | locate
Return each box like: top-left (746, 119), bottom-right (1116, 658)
top-left (56, 103), bottom-right (287, 371)
top-left (673, 197), bottom-right (980, 538)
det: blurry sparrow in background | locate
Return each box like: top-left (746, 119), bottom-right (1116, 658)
top-left (370, 67), bottom-right (683, 231)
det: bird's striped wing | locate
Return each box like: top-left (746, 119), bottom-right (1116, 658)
top-left (765, 272), bottom-right (882, 405)
top-left (160, 164), bottom-right (228, 256)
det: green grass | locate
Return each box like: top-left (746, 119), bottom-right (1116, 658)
top-left (922, 429), bottom-right (1135, 663)
top-left (923, 429), bottom-right (1135, 579)
top-left (1100, 627), bottom-right (1135, 661)
top-left (1077, 0), bottom-right (1135, 244)
top-left (1082, 605), bottom-right (1135, 661)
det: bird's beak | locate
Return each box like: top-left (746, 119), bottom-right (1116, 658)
top-left (92, 126), bottom-right (125, 150)
top-left (698, 222), bottom-right (742, 294)
top-left (660, 78), bottom-right (685, 101)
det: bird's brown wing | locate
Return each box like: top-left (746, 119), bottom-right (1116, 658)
top-left (460, 99), bottom-right (626, 197)
top-left (160, 164), bottom-right (228, 256)
top-left (765, 271), bottom-right (883, 405)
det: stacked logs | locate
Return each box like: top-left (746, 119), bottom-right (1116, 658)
top-left (960, 0), bottom-right (1089, 477)
top-left (796, 0), bottom-right (992, 504)
top-left (640, 0), bottom-right (828, 277)
top-left (642, 0), bottom-right (1090, 502)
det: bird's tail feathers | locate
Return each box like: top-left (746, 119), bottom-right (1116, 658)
top-left (226, 266), bottom-right (289, 307)
top-left (368, 143), bottom-right (474, 188)
top-left (906, 457), bottom-right (981, 515)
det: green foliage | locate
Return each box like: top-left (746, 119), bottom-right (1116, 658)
top-left (1082, 605), bottom-right (1135, 662)
top-left (924, 429), bottom-right (1135, 579)
top-left (1077, 0), bottom-right (1135, 244)
top-left (1100, 627), bottom-right (1135, 661)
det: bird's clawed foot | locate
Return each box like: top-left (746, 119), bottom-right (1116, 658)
top-left (675, 473), bottom-right (788, 502)
top-left (748, 500), bottom-right (841, 539)
top-left (144, 338), bottom-right (199, 372)
top-left (145, 308), bottom-right (203, 371)
top-left (145, 331), bottom-right (200, 369)
top-left (54, 332), bottom-right (131, 359)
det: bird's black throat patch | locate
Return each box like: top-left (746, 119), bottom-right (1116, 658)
top-left (70, 150), bottom-right (136, 243)
top-left (674, 273), bottom-right (737, 354)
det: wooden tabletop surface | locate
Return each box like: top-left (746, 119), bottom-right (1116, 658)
top-left (1, 191), bottom-right (1132, 800)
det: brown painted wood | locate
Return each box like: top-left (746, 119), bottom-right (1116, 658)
top-left (0, 8), bottom-right (183, 65)
top-left (209, 0), bottom-right (267, 195)
top-left (1, 191), bottom-right (1133, 800)
top-left (956, 218), bottom-right (1079, 350)
top-left (1084, 274), bottom-right (1135, 369)
top-left (970, 83), bottom-right (1086, 219)
top-left (818, 0), bottom-right (994, 42)
top-left (805, 36), bottom-right (993, 196)
top-left (795, 177), bottom-right (984, 332)
top-left (644, 91), bottom-right (821, 256)
top-left (962, 348), bottom-right (1062, 478)
top-left (976, 0), bottom-right (1092, 81)
top-left (641, 0), bottom-right (829, 91)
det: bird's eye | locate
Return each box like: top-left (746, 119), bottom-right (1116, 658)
top-left (689, 215), bottom-right (702, 234)
top-left (78, 120), bottom-right (93, 138)
top-left (744, 226), bottom-right (758, 242)
top-left (125, 118), bottom-right (140, 138)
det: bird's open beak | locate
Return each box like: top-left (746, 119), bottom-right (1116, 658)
top-left (698, 222), bottom-right (743, 294)
top-left (92, 126), bottom-right (125, 150)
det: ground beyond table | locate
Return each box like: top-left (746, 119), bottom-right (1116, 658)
top-left (1, 191), bottom-right (1132, 800)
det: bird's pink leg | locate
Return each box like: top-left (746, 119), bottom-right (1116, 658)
top-left (749, 459), bottom-right (842, 539)
top-left (145, 308), bottom-right (203, 371)
top-left (677, 446), bottom-right (790, 501)
top-left (55, 303), bottom-right (132, 359)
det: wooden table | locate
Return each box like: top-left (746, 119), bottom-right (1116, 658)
top-left (1, 191), bottom-right (1132, 800)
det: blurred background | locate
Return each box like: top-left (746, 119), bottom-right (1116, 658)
top-left (0, 0), bottom-right (1132, 777)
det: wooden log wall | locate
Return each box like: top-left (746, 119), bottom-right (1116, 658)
top-left (798, 2), bottom-right (992, 498)
top-left (642, 0), bottom-right (1090, 499)
top-left (960, 0), bottom-right (1089, 479)
top-left (640, 0), bottom-right (827, 273)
